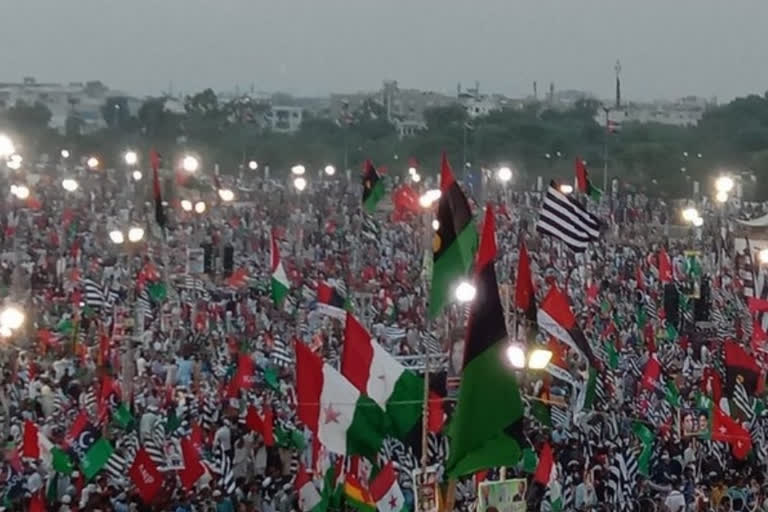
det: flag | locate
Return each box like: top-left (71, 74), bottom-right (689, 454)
top-left (725, 340), bottom-right (761, 396)
top-left (429, 153), bottom-right (478, 318)
top-left (113, 402), bottom-right (134, 429)
top-left (363, 160), bottom-right (386, 214)
top-left (70, 426), bottom-right (114, 481)
top-left (29, 492), bottom-right (45, 512)
top-left (22, 421), bottom-right (51, 461)
top-left (665, 379), bottom-right (681, 408)
top-left (748, 297), bottom-right (768, 313)
top-left (341, 313), bottom-right (423, 438)
top-left (575, 158), bottom-right (602, 201)
top-left (344, 475), bottom-right (376, 512)
top-left (631, 422), bottom-right (655, 476)
top-left (52, 447), bottom-right (75, 475)
top-left (515, 240), bottom-right (536, 322)
top-left (246, 406), bottom-right (275, 446)
top-left (150, 149), bottom-right (165, 228)
top-left (369, 462), bottom-right (406, 512)
top-left (271, 230), bottom-right (290, 306)
top-left (658, 248), bottom-right (672, 283)
top-left (296, 464), bottom-right (325, 512)
top-left (64, 410), bottom-right (89, 448)
top-left (536, 181), bottom-right (600, 253)
top-left (537, 285), bottom-right (598, 366)
top-left (227, 354), bottom-right (255, 397)
top-left (316, 280), bottom-right (349, 319)
top-left (179, 437), bottom-right (206, 490)
top-left (129, 447), bottom-right (163, 503)
top-left (578, 367), bottom-right (598, 411)
top-left (446, 205), bottom-right (523, 477)
top-left (533, 443), bottom-right (555, 486)
top-left (641, 355), bottom-right (661, 392)
top-left (711, 406), bottom-right (752, 459)
top-left (296, 341), bottom-right (388, 458)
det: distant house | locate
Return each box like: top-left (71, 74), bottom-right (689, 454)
top-left (266, 105), bottom-right (303, 133)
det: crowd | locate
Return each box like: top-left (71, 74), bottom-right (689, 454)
top-left (1, 158), bottom-right (768, 512)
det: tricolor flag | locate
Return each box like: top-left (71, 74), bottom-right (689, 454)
top-left (362, 160), bottom-right (386, 214)
top-left (446, 205), bottom-right (524, 476)
top-left (429, 153), bottom-right (478, 318)
top-left (725, 340), bottom-right (761, 396)
top-left (296, 341), bottom-right (389, 458)
top-left (538, 285), bottom-right (598, 367)
top-left (270, 229), bottom-right (290, 306)
top-left (341, 314), bottom-right (423, 438)
top-left (575, 158), bottom-right (602, 202)
top-left (21, 421), bottom-right (52, 463)
top-left (316, 280), bottom-right (349, 320)
top-left (369, 462), bottom-right (406, 512)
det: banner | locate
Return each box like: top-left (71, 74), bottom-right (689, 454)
top-left (412, 465), bottom-right (439, 512)
top-left (478, 478), bottom-right (527, 512)
top-left (186, 248), bottom-right (204, 274)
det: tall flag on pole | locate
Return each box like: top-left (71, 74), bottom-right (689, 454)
top-left (270, 229), bottom-right (290, 306)
top-left (429, 153), bottom-right (478, 318)
top-left (538, 285), bottom-right (599, 367)
top-left (362, 160), bottom-right (386, 213)
top-left (446, 205), bottom-right (524, 477)
top-left (295, 340), bottom-right (389, 459)
top-left (515, 240), bottom-right (537, 322)
top-left (150, 149), bottom-right (165, 228)
top-left (537, 181), bottom-right (600, 253)
top-left (575, 158), bottom-right (602, 202)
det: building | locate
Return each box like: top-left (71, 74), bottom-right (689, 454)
top-left (265, 105), bottom-right (303, 133)
top-left (595, 96), bottom-right (715, 128)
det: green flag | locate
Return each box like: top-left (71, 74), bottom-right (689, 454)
top-left (264, 366), bottom-right (280, 391)
top-left (362, 160), bottom-right (386, 214)
top-left (148, 282), bottom-right (167, 302)
top-left (113, 403), bottom-right (134, 429)
top-left (632, 421), bottom-right (655, 476)
top-left (80, 438), bottom-right (114, 481)
top-left (604, 342), bottom-right (619, 370)
top-left (531, 400), bottom-right (552, 428)
top-left (664, 380), bottom-right (681, 408)
top-left (521, 447), bottom-right (538, 474)
top-left (52, 447), bottom-right (74, 475)
top-left (666, 323), bottom-right (679, 342)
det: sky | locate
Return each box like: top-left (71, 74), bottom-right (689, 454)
top-left (2, 0), bottom-right (767, 102)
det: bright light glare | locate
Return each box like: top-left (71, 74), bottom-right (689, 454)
top-left (715, 190), bottom-right (728, 203)
top-left (418, 189), bottom-right (442, 208)
top-left (324, 165), bottom-right (336, 176)
top-left (411, 173), bottom-right (421, 183)
top-left (62, 179), bottom-right (79, 192)
top-left (0, 306), bottom-right (25, 330)
top-left (127, 227), bottom-right (145, 243)
top-left (182, 155), bottom-right (199, 173)
top-left (455, 281), bottom-right (476, 303)
top-left (124, 150), bottom-right (138, 166)
top-left (87, 157), bottom-right (99, 170)
top-left (432, 219), bottom-right (440, 231)
top-left (109, 230), bottom-right (125, 244)
top-left (248, 160), bottom-right (258, 171)
top-left (194, 201), bottom-right (206, 214)
top-left (715, 176), bottom-right (735, 194)
top-left (497, 166), bottom-right (513, 182)
top-left (6, 159), bottom-right (21, 170)
top-left (559, 184), bottom-right (573, 195)
top-left (13, 185), bottom-right (29, 199)
top-left (528, 349), bottom-right (553, 370)
top-left (294, 177), bottom-right (307, 191)
top-left (682, 207), bottom-right (699, 222)
top-left (291, 165), bottom-right (306, 176)
top-left (408, 167), bottom-right (417, 176)
top-left (0, 135), bottom-right (14, 158)
top-left (180, 199), bottom-right (193, 212)
top-left (692, 216), bottom-right (704, 228)
top-left (506, 344), bottom-right (526, 369)
top-left (218, 188), bottom-right (235, 202)
top-left (60, 149), bottom-right (70, 159)
top-left (0, 325), bottom-right (10, 338)
top-left (132, 170), bottom-right (143, 182)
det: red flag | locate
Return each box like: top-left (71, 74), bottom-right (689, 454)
top-left (227, 354), bottom-right (255, 398)
top-left (179, 437), bottom-right (206, 490)
top-left (752, 320), bottom-right (768, 351)
top-left (533, 443), bottom-right (554, 485)
top-left (64, 410), bottom-right (89, 448)
top-left (29, 492), bottom-right (45, 512)
top-left (22, 421), bottom-right (40, 459)
top-left (636, 266), bottom-right (645, 290)
top-left (702, 367), bottom-right (723, 405)
top-left (129, 447), bottom-right (164, 503)
top-left (262, 406), bottom-right (275, 447)
top-left (245, 405), bottom-right (264, 434)
top-left (575, 158), bottom-right (588, 193)
top-left (427, 391), bottom-right (445, 433)
top-left (99, 333), bottom-right (110, 366)
top-left (641, 356), bottom-right (661, 392)
top-left (658, 248), bottom-right (672, 283)
top-left (226, 268), bottom-right (248, 288)
top-left (711, 406), bottom-right (752, 459)
top-left (190, 421), bottom-right (204, 449)
top-left (749, 297), bottom-right (768, 313)
top-left (515, 241), bottom-right (536, 321)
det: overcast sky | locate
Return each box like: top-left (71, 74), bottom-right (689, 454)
top-left (2, 0), bottom-right (767, 102)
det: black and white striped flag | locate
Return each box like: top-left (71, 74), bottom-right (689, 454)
top-left (537, 181), bottom-right (600, 252)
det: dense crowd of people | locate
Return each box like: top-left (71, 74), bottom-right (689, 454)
top-left (1, 158), bottom-right (768, 512)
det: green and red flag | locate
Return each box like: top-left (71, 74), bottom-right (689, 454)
top-left (446, 204), bottom-right (523, 477)
top-left (575, 158), bottom-right (602, 202)
top-left (429, 153), bottom-right (478, 318)
top-left (271, 229), bottom-right (290, 306)
top-left (725, 340), bottom-right (761, 396)
top-left (538, 285), bottom-right (598, 366)
top-left (369, 462), bottom-right (407, 512)
top-left (362, 160), bottom-right (386, 213)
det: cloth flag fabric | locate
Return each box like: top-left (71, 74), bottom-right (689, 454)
top-left (446, 205), bottom-right (524, 477)
top-left (711, 406), bottom-right (752, 459)
top-left (344, 474), bottom-right (376, 512)
top-left (725, 340), bottom-right (761, 396)
top-left (538, 285), bottom-right (598, 366)
top-left (632, 422), bottom-right (655, 476)
top-left (658, 248), bottom-right (673, 283)
top-left (271, 229), bottom-right (290, 306)
top-left (316, 281), bottom-right (349, 320)
top-left (341, 313), bottom-right (423, 438)
top-left (69, 426), bottom-right (114, 481)
top-left (150, 149), bottom-right (166, 228)
top-left (748, 296), bottom-right (768, 313)
top-left (515, 240), bottom-right (537, 322)
top-left (129, 447), bottom-right (164, 503)
top-left (533, 442), bottom-right (556, 486)
top-left (369, 462), bottom-right (407, 512)
top-left (429, 153), bottom-right (478, 318)
top-left (575, 158), bottom-right (602, 201)
top-left (536, 181), bottom-right (600, 253)
top-left (296, 464), bottom-right (325, 512)
top-left (179, 437), bottom-right (206, 490)
top-left (363, 160), bottom-right (386, 213)
top-left (296, 340), bottom-right (389, 458)
top-left (641, 355), bottom-right (662, 392)
top-left (22, 421), bottom-right (52, 462)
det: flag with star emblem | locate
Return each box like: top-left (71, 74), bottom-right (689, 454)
top-left (362, 160), bottom-right (386, 213)
top-left (296, 463), bottom-right (326, 512)
top-left (68, 424), bottom-right (114, 480)
top-left (341, 313), bottom-right (423, 438)
top-left (370, 462), bottom-right (406, 512)
top-left (446, 205), bottom-right (524, 477)
top-left (711, 405), bottom-right (752, 459)
top-left (296, 340), bottom-right (389, 459)
top-left (429, 153), bottom-right (478, 318)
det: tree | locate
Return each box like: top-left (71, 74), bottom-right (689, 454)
top-left (101, 97), bottom-right (135, 130)
top-left (6, 100), bottom-right (52, 133)
top-left (423, 105), bottom-right (468, 131)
